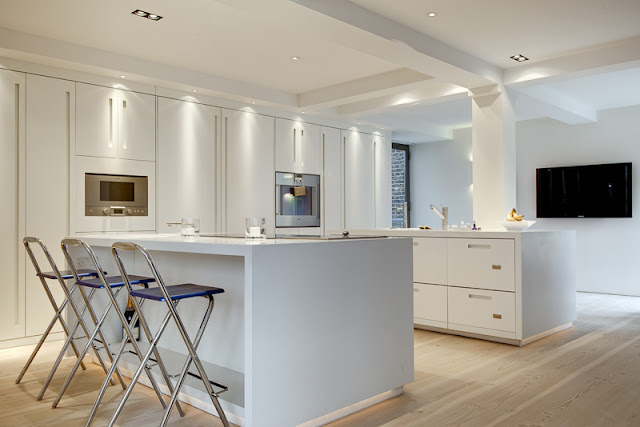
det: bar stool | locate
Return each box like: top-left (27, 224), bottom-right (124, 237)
top-left (107, 241), bottom-right (229, 427)
top-left (49, 238), bottom-right (158, 409)
top-left (16, 237), bottom-right (100, 398)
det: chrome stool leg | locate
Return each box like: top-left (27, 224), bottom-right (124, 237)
top-left (108, 242), bottom-right (230, 427)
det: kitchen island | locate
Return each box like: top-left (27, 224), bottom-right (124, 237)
top-left (73, 233), bottom-right (414, 426)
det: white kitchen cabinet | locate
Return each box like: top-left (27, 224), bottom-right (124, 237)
top-left (373, 133), bottom-right (391, 228)
top-left (344, 130), bottom-right (375, 229)
top-left (275, 118), bottom-right (320, 174)
top-left (76, 83), bottom-right (155, 161)
top-left (157, 98), bottom-right (219, 234)
top-left (25, 75), bottom-right (74, 337)
top-left (321, 126), bottom-right (342, 232)
top-left (413, 283), bottom-right (447, 328)
top-left (117, 89), bottom-right (156, 161)
top-left (448, 286), bottom-right (516, 334)
top-left (413, 238), bottom-right (447, 285)
top-left (448, 238), bottom-right (515, 292)
top-left (0, 69), bottom-right (26, 341)
top-left (223, 109), bottom-right (275, 235)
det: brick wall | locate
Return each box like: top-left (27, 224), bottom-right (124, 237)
top-left (392, 148), bottom-right (407, 228)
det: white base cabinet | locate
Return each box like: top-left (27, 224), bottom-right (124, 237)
top-left (349, 229), bottom-right (577, 346)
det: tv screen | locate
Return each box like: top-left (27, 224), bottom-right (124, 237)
top-left (536, 162), bottom-right (632, 218)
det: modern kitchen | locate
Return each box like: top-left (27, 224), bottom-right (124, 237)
top-left (2, 1), bottom-right (640, 426)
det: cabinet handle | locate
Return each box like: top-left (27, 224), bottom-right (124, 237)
top-left (469, 294), bottom-right (491, 300)
top-left (493, 313), bottom-right (502, 319)
top-left (300, 128), bottom-right (304, 167)
top-left (121, 99), bottom-right (127, 149)
top-left (293, 128), bottom-right (296, 163)
top-left (468, 244), bottom-right (491, 249)
top-left (492, 264), bottom-right (502, 270)
top-left (413, 241), bottom-right (419, 246)
top-left (414, 288), bottom-right (419, 293)
top-left (108, 97), bottom-right (113, 148)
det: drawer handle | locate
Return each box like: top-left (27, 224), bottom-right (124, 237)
top-left (492, 264), bottom-right (502, 270)
top-left (469, 294), bottom-right (491, 300)
top-left (414, 288), bottom-right (419, 293)
top-left (468, 244), bottom-right (491, 249)
top-left (493, 313), bottom-right (502, 319)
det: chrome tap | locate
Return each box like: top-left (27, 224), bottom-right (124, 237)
top-left (397, 202), bottom-right (408, 228)
top-left (430, 204), bottom-right (448, 230)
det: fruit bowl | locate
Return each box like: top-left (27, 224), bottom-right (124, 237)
top-left (500, 220), bottom-right (536, 231)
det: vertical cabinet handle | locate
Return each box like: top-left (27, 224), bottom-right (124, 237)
top-left (108, 97), bottom-right (113, 148)
top-left (121, 99), bottom-right (127, 149)
top-left (300, 128), bottom-right (304, 168)
top-left (293, 128), bottom-right (296, 163)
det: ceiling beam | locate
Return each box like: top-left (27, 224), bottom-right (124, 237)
top-left (289, 0), bottom-right (501, 89)
top-left (0, 26), bottom-right (298, 107)
top-left (297, 68), bottom-right (433, 109)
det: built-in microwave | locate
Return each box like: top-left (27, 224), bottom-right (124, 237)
top-left (85, 173), bottom-right (148, 216)
top-left (275, 172), bottom-right (320, 228)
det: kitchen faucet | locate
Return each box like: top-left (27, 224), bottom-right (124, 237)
top-left (430, 204), bottom-right (448, 230)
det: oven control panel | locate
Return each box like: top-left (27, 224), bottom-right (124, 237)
top-left (85, 206), bottom-right (148, 216)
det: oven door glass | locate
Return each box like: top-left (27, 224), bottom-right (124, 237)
top-left (279, 186), bottom-right (314, 216)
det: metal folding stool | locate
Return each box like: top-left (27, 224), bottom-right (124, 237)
top-left (50, 238), bottom-right (157, 408)
top-left (15, 237), bottom-right (100, 398)
top-left (107, 242), bottom-right (230, 427)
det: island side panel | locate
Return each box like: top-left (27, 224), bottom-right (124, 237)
top-left (521, 231), bottom-right (577, 339)
top-left (248, 238), bottom-right (414, 426)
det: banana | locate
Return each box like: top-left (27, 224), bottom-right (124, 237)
top-left (507, 208), bottom-right (525, 221)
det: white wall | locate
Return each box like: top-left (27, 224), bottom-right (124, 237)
top-left (409, 127), bottom-right (473, 229)
top-left (517, 105), bottom-right (640, 296)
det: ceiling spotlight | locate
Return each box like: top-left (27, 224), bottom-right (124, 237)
top-left (119, 75), bottom-right (126, 78)
top-left (192, 89), bottom-right (197, 93)
top-left (510, 54), bottom-right (529, 62)
top-left (131, 9), bottom-right (163, 21)
top-left (291, 56), bottom-right (300, 61)
top-left (251, 101), bottom-right (256, 104)
top-left (427, 12), bottom-right (437, 17)
top-left (301, 111), bottom-right (306, 114)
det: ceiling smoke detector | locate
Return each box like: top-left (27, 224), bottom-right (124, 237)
top-left (510, 54), bottom-right (529, 62)
top-left (132, 9), bottom-right (163, 21)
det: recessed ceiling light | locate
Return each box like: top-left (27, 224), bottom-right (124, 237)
top-left (427, 12), bottom-right (437, 17)
top-left (192, 89), bottom-right (197, 93)
top-left (301, 111), bottom-right (306, 114)
top-left (357, 122), bottom-right (362, 125)
top-left (251, 101), bottom-right (256, 104)
top-left (291, 56), bottom-right (300, 61)
top-left (510, 54), bottom-right (529, 62)
top-left (119, 75), bottom-right (126, 79)
top-left (131, 9), bottom-right (163, 21)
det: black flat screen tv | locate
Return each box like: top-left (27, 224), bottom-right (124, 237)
top-left (536, 162), bottom-right (632, 218)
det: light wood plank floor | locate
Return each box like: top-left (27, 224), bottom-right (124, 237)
top-left (1, 292), bottom-right (640, 426)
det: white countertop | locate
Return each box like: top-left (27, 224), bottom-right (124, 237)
top-left (75, 232), bottom-right (395, 256)
top-left (344, 228), bottom-right (575, 239)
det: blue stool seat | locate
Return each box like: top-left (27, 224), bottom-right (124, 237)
top-left (131, 284), bottom-right (224, 302)
top-left (38, 268), bottom-right (102, 280)
top-left (78, 275), bottom-right (155, 289)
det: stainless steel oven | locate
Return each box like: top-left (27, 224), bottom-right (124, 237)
top-left (275, 172), bottom-right (320, 228)
top-left (85, 173), bottom-right (148, 216)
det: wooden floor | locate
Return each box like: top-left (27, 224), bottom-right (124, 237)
top-left (2, 292), bottom-right (640, 426)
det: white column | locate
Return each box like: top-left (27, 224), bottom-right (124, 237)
top-left (471, 85), bottom-right (516, 229)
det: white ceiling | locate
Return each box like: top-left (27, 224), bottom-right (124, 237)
top-left (1, 0), bottom-right (639, 143)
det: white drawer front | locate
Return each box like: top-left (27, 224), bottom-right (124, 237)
top-left (448, 238), bottom-right (515, 291)
top-left (413, 283), bottom-right (447, 323)
top-left (413, 238), bottom-right (447, 285)
top-left (448, 287), bottom-right (515, 332)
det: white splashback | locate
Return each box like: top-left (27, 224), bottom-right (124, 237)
top-left (74, 156), bottom-right (156, 232)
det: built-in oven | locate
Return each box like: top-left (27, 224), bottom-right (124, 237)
top-left (275, 172), bottom-right (320, 228)
top-left (85, 173), bottom-right (148, 216)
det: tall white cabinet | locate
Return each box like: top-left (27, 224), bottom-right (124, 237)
top-left (344, 130), bottom-right (375, 229)
top-left (25, 75), bottom-right (74, 336)
top-left (321, 127), bottom-right (343, 232)
top-left (0, 69), bottom-right (26, 341)
top-left (222, 109), bottom-right (276, 235)
top-left (275, 118), bottom-right (321, 174)
top-left (157, 98), bottom-right (220, 234)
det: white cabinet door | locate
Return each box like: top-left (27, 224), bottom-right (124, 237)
top-left (344, 130), bottom-right (374, 229)
top-left (76, 83), bottom-right (118, 158)
top-left (0, 69), bottom-right (26, 341)
top-left (373, 134), bottom-right (391, 228)
top-left (275, 118), bottom-right (297, 173)
top-left (118, 90), bottom-right (156, 161)
top-left (448, 238), bottom-right (515, 292)
top-left (299, 122), bottom-right (320, 175)
top-left (223, 109), bottom-right (275, 235)
top-left (321, 127), bottom-right (342, 232)
top-left (25, 75), bottom-right (73, 337)
top-left (157, 98), bottom-right (219, 234)
top-left (413, 238), bottom-right (447, 285)
top-left (448, 286), bottom-right (516, 333)
top-left (414, 283), bottom-right (447, 327)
